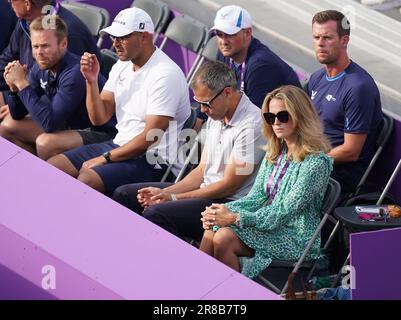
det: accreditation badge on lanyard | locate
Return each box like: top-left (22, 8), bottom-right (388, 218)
top-left (264, 151), bottom-right (290, 206)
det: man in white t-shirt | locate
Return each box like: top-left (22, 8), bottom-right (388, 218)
top-left (48, 7), bottom-right (190, 195)
top-left (112, 61), bottom-right (266, 241)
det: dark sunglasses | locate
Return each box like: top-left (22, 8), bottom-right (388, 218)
top-left (263, 111), bottom-right (290, 125)
top-left (193, 87), bottom-right (226, 109)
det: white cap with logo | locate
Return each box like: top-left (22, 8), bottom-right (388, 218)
top-left (210, 5), bottom-right (252, 35)
top-left (100, 7), bottom-right (154, 37)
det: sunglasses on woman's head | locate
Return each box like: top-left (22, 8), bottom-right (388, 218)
top-left (263, 111), bottom-right (290, 125)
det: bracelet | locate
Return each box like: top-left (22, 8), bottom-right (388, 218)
top-left (171, 193), bottom-right (178, 201)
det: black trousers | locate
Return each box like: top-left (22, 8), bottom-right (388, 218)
top-left (112, 182), bottom-right (229, 240)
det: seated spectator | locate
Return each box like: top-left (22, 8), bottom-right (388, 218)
top-left (0, 16), bottom-right (115, 160)
top-left (195, 5), bottom-right (301, 127)
top-left (0, 0), bottom-right (101, 121)
top-left (47, 7), bottom-right (190, 196)
top-left (199, 85), bottom-right (332, 279)
top-left (0, 0), bottom-right (17, 54)
top-left (112, 61), bottom-right (266, 241)
top-left (307, 10), bottom-right (383, 194)
top-left (0, 0), bottom-right (17, 108)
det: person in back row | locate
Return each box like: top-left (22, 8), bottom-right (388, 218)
top-left (307, 10), bottom-right (383, 194)
top-left (47, 7), bottom-right (190, 196)
top-left (0, 0), bottom-right (101, 120)
top-left (195, 5), bottom-right (301, 126)
top-left (0, 0), bottom-right (17, 54)
top-left (113, 61), bottom-right (266, 241)
top-left (0, 15), bottom-right (115, 160)
top-left (200, 85), bottom-right (332, 279)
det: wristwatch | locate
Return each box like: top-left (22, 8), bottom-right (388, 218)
top-left (102, 151), bottom-right (112, 163)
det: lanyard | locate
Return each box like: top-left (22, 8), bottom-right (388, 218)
top-left (54, 1), bottom-right (60, 13)
top-left (20, 1), bottom-right (60, 39)
top-left (230, 59), bottom-right (246, 92)
top-left (265, 152), bottom-right (290, 204)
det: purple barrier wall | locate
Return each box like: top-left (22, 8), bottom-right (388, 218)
top-left (0, 137), bottom-right (278, 300)
top-left (350, 227), bottom-right (401, 300)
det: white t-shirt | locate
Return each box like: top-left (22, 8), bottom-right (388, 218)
top-left (103, 48), bottom-right (190, 175)
top-left (202, 94), bottom-right (266, 200)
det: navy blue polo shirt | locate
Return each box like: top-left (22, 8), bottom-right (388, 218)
top-left (0, 0), bottom-right (17, 54)
top-left (8, 51), bottom-right (116, 133)
top-left (197, 37), bottom-right (301, 120)
top-left (307, 61), bottom-right (383, 193)
top-left (218, 37), bottom-right (301, 108)
top-left (0, 1), bottom-right (101, 91)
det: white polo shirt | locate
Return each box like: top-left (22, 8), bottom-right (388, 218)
top-left (103, 48), bottom-right (190, 175)
top-left (202, 94), bottom-right (266, 200)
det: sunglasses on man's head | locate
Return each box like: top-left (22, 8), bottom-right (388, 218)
top-left (263, 111), bottom-right (290, 125)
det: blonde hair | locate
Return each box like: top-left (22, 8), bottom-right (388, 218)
top-left (261, 85), bottom-right (331, 163)
top-left (29, 15), bottom-right (68, 43)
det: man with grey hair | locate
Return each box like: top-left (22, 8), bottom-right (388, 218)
top-left (112, 61), bottom-right (266, 241)
top-left (0, 0), bottom-right (100, 119)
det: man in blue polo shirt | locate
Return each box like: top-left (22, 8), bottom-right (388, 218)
top-left (0, 16), bottom-right (115, 160)
top-left (213, 5), bottom-right (301, 107)
top-left (196, 6), bottom-right (301, 124)
top-left (0, 0), bottom-right (101, 120)
top-left (307, 10), bottom-right (383, 194)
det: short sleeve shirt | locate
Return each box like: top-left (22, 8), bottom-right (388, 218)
top-left (307, 61), bottom-right (383, 190)
top-left (104, 48), bottom-right (191, 175)
top-left (202, 94), bottom-right (266, 200)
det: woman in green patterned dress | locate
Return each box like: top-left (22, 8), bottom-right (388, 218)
top-left (199, 85), bottom-right (333, 279)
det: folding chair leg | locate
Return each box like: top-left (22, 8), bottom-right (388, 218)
top-left (306, 220), bottom-right (341, 282)
top-left (256, 275), bottom-right (281, 294)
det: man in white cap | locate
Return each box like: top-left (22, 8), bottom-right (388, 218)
top-left (48, 7), bottom-right (191, 196)
top-left (207, 5), bottom-right (301, 110)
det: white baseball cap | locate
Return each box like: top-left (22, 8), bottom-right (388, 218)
top-left (210, 5), bottom-right (252, 35)
top-left (100, 7), bottom-right (154, 37)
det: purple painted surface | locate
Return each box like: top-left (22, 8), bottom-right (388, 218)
top-left (0, 264), bottom-right (57, 300)
top-left (201, 273), bottom-right (281, 300)
top-left (0, 138), bottom-right (277, 299)
top-left (350, 227), bottom-right (401, 300)
top-left (0, 137), bottom-right (21, 166)
top-left (0, 225), bottom-right (121, 300)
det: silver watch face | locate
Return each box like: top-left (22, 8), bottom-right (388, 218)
top-left (103, 151), bottom-right (111, 162)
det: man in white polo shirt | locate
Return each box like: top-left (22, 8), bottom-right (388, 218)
top-left (113, 61), bottom-right (266, 241)
top-left (47, 7), bottom-right (190, 195)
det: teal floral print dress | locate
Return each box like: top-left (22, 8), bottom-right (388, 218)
top-left (227, 150), bottom-right (333, 278)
